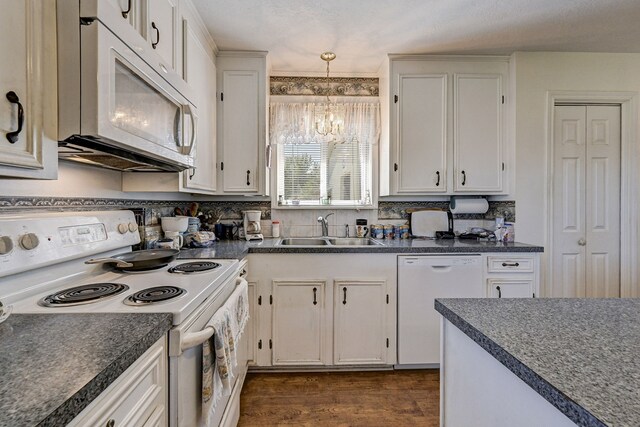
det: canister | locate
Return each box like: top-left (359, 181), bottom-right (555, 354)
top-left (383, 224), bottom-right (395, 239)
top-left (370, 224), bottom-right (384, 239)
top-left (399, 224), bottom-right (410, 239)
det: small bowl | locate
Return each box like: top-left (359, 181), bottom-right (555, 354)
top-left (161, 216), bottom-right (189, 232)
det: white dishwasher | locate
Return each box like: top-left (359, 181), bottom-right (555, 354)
top-left (397, 255), bottom-right (482, 367)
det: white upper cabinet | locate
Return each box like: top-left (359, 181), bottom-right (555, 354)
top-left (216, 52), bottom-right (269, 195)
top-left (146, 0), bottom-right (178, 71)
top-left (383, 55), bottom-right (510, 196)
top-left (396, 74), bottom-right (447, 193)
top-left (0, 0), bottom-right (57, 179)
top-left (453, 73), bottom-right (503, 192)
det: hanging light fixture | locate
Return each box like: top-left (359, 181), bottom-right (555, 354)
top-left (315, 52), bottom-right (345, 141)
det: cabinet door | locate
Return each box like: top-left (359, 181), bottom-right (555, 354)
top-left (334, 281), bottom-right (388, 365)
top-left (272, 280), bottom-right (326, 366)
top-left (453, 74), bottom-right (503, 192)
top-left (395, 74), bottom-right (447, 193)
top-left (219, 70), bottom-right (260, 193)
top-left (180, 16), bottom-right (216, 193)
top-left (487, 279), bottom-right (533, 298)
top-left (147, 0), bottom-right (177, 70)
top-left (0, 0), bottom-right (56, 179)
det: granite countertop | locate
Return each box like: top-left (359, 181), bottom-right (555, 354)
top-left (435, 298), bottom-right (640, 427)
top-left (0, 313), bottom-right (172, 427)
top-left (179, 238), bottom-right (543, 259)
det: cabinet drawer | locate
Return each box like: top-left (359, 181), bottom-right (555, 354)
top-left (487, 279), bottom-right (533, 298)
top-left (487, 256), bottom-right (534, 273)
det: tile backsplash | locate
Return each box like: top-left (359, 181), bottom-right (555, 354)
top-left (0, 196), bottom-right (514, 238)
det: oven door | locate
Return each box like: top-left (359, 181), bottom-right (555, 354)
top-left (168, 275), bottom-right (249, 427)
top-left (79, 19), bottom-right (196, 169)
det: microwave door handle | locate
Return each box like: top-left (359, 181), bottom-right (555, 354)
top-left (182, 103), bottom-right (197, 156)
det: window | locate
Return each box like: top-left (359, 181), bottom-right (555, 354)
top-left (271, 101), bottom-right (379, 207)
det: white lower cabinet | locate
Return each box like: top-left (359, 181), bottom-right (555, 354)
top-left (334, 280), bottom-right (388, 365)
top-left (485, 255), bottom-right (539, 298)
top-left (272, 280), bottom-right (327, 366)
top-left (69, 336), bottom-right (168, 427)
top-left (247, 254), bottom-right (396, 368)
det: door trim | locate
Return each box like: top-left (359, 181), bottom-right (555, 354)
top-left (545, 91), bottom-right (638, 297)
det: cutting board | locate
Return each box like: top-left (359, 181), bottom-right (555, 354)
top-left (410, 209), bottom-right (450, 238)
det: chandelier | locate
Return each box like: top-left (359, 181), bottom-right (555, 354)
top-left (315, 52), bottom-right (345, 141)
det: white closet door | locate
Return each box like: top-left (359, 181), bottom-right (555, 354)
top-left (552, 105), bottom-right (620, 298)
top-left (585, 106), bottom-right (620, 297)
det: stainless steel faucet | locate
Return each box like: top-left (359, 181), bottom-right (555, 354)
top-left (317, 213), bottom-right (334, 237)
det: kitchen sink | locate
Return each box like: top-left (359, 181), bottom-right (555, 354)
top-left (275, 237), bottom-right (383, 247)
top-left (327, 238), bottom-right (383, 246)
top-left (277, 238), bottom-right (331, 246)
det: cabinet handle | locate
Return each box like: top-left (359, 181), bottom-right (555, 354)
top-left (435, 171), bottom-right (440, 186)
top-left (151, 22), bottom-right (160, 49)
top-left (496, 286), bottom-right (502, 298)
top-left (461, 170), bottom-right (466, 186)
top-left (5, 91), bottom-right (24, 144)
top-left (246, 170), bottom-right (251, 186)
top-left (343, 287), bottom-right (347, 305)
top-left (312, 287), bottom-right (317, 305)
top-left (121, 0), bottom-right (131, 18)
top-left (106, 420), bottom-right (115, 427)
top-left (394, 163), bottom-right (398, 172)
top-left (189, 168), bottom-right (196, 179)
top-left (501, 262), bottom-right (520, 267)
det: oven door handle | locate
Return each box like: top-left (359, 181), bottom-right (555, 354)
top-left (179, 277), bottom-right (248, 352)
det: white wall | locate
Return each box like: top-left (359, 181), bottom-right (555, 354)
top-left (513, 52), bottom-right (640, 295)
top-left (0, 161), bottom-right (195, 201)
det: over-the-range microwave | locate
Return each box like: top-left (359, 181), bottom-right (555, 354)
top-left (57, 0), bottom-right (197, 172)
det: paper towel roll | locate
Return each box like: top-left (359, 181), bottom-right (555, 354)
top-left (449, 198), bottom-right (489, 214)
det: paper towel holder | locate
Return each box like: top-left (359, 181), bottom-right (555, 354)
top-left (449, 196), bottom-right (489, 214)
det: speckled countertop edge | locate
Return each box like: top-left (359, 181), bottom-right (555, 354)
top-left (434, 300), bottom-right (605, 427)
top-left (36, 314), bottom-right (173, 427)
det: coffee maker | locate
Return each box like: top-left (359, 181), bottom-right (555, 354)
top-left (243, 210), bottom-right (263, 241)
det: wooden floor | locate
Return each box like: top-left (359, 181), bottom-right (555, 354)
top-left (238, 370), bottom-right (439, 426)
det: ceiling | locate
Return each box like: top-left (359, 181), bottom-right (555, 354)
top-left (192, 0), bottom-right (640, 73)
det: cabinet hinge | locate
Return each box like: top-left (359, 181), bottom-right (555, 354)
top-left (258, 339), bottom-right (262, 349)
top-left (220, 162), bottom-right (224, 171)
top-left (269, 295), bottom-right (273, 305)
top-left (221, 92), bottom-right (224, 102)
top-left (258, 295), bottom-right (262, 305)
top-left (386, 294), bottom-right (389, 304)
top-left (269, 339), bottom-right (272, 349)
top-left (502, 95), bottom-right (505, 104)
top-left (502, 162), bottom-right (505, 171)
top-left (386, 338), bottom-right (389, 348)
top-left (394, 95), bottom-right (398, 103)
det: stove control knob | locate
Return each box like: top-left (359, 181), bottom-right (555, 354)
top-left (128, 222), bottom-right (138, 232)
top-left (118, 223), bottom-right (128, 234)
top-left (19, 233), bottom-right (39, 250)
top-left (0, 236), bottom-right (14, 255)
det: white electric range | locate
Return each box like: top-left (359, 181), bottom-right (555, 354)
top-left (0, 210), bottom-right (247, 427)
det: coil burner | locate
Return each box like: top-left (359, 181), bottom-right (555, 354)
top-left (40, 283), bottom-right (130, 307)
top-left (124, 286), bottom-right (186, 306)
top-left (168, 261), bottom-right (221, 274)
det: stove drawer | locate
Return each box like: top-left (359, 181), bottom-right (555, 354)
top-left (68, 336), bottom-right (168, 427)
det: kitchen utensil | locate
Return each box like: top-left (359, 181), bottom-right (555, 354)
top-left (174, 207), bottom-right (184, 216)
top-left (189, 202), bottom-right (199, 217)
top-left (161, 216), bottom-right (189, 232)
top-left (156, 239), bottom-right (176, 249)
top-left (85, 249), bottom-right (180, 271)
top-left (409, 209), bottom-right (453, 238)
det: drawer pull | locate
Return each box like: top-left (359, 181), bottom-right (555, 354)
top-left (502, 262), bottom-right (520, 267)
top-left (496, 285), bottom-right (502, 298)
top-left (106, 420), bottom-right (115, 427)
